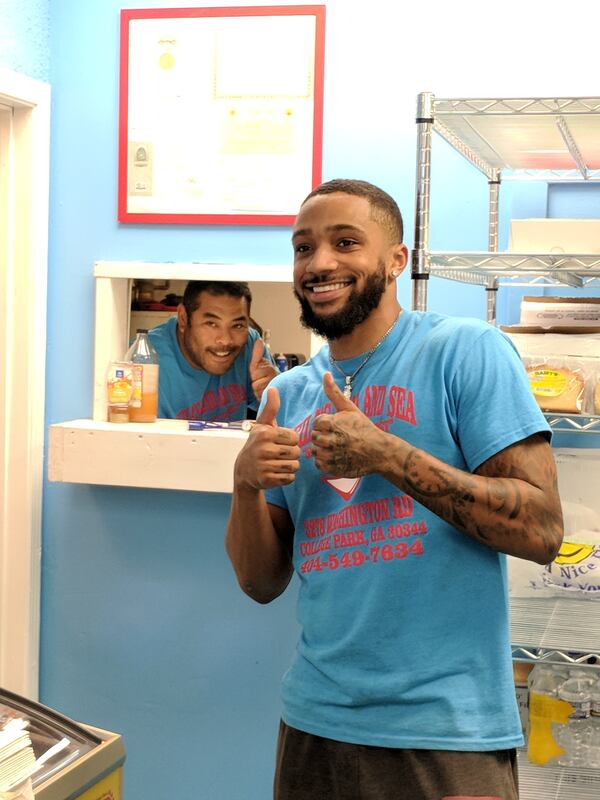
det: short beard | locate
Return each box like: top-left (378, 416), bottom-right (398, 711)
top-left (294, 262), bottom-right (388, 340)
top-left (181, 324), bottom-right (205, 371)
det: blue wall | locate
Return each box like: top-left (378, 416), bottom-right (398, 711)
top-left (0, 0), bottom-right (49, 81)
top-left (32, 1), bottom-right (600, 798)
top-left (548, 183), bottom-right (600, 220)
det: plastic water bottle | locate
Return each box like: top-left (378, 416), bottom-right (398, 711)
top-left (588, 677), bottom-right (600, 768)
top-left (555, 669), bottom-right (596, 767)
top-left (527, 663), bottom-right (569, 705)
top-left (262, 329), bottom-right (272, 356)
top-left (125, 329), bottom-right (159, 422)
top-left (560, 669), bottom-right (595, 717)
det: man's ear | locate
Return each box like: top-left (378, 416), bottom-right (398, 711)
top-left (389, 243), bottom-right (409, 280)
top-left (176, 304), bottom-right (188, 332)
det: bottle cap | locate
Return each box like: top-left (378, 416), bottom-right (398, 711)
top-left (275, 354), bottom-right (289, 371)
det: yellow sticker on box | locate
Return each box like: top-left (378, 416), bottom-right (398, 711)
top-left (529, 369), bottom-right (569, 398)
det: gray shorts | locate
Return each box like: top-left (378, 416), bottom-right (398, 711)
top-left (274, 721), bottom-right (519, 800)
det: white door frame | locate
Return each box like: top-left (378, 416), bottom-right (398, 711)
top-left (0, 69), bottom-right (50, 699)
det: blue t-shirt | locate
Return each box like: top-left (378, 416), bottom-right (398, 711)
top-left (148, 317), bottom-right (268, 421)
top-left (263, 310), bottom-right (550, 751)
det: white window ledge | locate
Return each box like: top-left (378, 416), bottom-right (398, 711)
top-left (48, 419), bottom-right (246, 493)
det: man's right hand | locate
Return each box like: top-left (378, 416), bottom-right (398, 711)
top-left (235, 387), bottom-right (301, 491)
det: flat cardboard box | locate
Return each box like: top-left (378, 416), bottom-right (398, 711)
top-left (520, 295), bottom-right (600, 327)
top-left (501, 328), bottom-right (600, 358)
top-left (502, 325), bottom-right (600, 335)
top-left (509, 218), bottom-right (600, 254)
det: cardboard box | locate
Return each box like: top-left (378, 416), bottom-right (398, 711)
top-left (509, 218), bottom-right (600, 254)
top-left (520, 296), bottom-right (600, 327)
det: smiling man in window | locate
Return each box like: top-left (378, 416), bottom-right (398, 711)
top-left (148, 280), bottom-right (278, 421)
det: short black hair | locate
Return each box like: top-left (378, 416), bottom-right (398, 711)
top-left (182, 281), bottom-right (252, 318)
top-left (301, 179), bottom-right (404, 244)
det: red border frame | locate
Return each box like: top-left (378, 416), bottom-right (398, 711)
top-left (118, 5), bottom-right (325, 225)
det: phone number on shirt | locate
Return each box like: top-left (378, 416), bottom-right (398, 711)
top-left (300, 540), bottom-right (424, 574)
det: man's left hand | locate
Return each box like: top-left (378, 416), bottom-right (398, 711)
top-left (249, 338), bottom-right (279, 403)
top-left (312, 372), bottom-right (388, 478)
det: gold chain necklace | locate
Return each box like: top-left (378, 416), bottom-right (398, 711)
top-left (329, 311), bottom-right (401, 400)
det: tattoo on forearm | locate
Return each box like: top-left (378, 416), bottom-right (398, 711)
top-left (487, 478), bottom-right (522, 521)
top-left (402, 449), bottom-right (457, 497)
top-left (401, 444), bottom-right (562, 560)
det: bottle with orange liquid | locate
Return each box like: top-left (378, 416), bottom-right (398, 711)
top-left (125, 329), bottom-right (159, 422)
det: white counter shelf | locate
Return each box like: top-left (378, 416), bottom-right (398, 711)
top-left (48, 419), bottom-right (247, 493)
top-left (46, 416), bottom-right (600, 495)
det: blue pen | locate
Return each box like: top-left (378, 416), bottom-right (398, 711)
top-left (188, 420), bottom-right (254, 432)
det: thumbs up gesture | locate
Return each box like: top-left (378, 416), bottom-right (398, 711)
top-left (312, 373), bottom-right (385, 478)
top-left (249, 338), bottom-right (280, 403)
top-left (256, 386), bottom-right (280, 427)
top-left (234, 387), bottom-right (301, 491)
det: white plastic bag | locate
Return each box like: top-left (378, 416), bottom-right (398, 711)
top-left (508, 500), bottom-right (600, 599)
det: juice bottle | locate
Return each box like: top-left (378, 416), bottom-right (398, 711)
top-left (125, 329), bottom-right (159, 422)
top-left (106, 361), bottom-right (134, 423)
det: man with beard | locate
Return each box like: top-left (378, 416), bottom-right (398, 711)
top-left (148, 280), bottom-right (278, 421)
top-left (226, 179), bottom-right (563, 800)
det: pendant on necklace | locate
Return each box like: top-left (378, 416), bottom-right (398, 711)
top-left (343, 377), bottom-right (352, 400)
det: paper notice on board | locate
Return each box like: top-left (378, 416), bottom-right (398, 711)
top-left (220, 105), bottom-right (294, 156)
top-left (213, 17), bottom-right (314, 98)
top-left (128, 141), bottom-right (153, 196)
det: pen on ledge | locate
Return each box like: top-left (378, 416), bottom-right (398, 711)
top-left (187, 420), bottom-right (255, 432)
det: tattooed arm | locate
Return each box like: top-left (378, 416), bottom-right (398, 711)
top-left (384, 433), bottom-right (562, 564)
top-left (226, 388), bottom-right (299, 604)
top-left (312, 374), bottom-right (563, 565)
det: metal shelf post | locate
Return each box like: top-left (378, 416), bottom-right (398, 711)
top-left (411, 92), bottom-right (434, 312)
top-left (485, 174), bottom-right (501, 324)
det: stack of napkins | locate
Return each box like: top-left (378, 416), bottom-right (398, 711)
top-left (0, 721), bottom-right (36, 796)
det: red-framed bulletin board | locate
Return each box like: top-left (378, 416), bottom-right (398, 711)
top-left (118, 5), bottom-right (325, 225)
